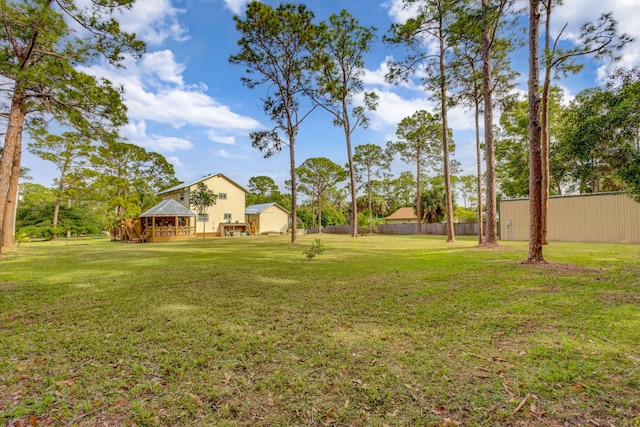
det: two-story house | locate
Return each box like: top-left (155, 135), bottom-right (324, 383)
top-left (158, 173), bottom-right (249, 237)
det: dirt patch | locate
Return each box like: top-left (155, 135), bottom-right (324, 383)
top-left (600, 290), bottom-right (640, 304)
top-left (471, 243), bottom-right (515, 251)
top-left (0, 281), bottom-right (18, 291)
top-left (520, 261), bottom-right (598, 274)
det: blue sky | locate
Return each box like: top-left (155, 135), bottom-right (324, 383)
top-left (23, 0), bottom-right (640, 195)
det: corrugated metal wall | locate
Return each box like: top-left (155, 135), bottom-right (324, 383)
top-left (499, 192), bottom-right (640, 243)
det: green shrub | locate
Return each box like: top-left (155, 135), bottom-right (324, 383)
top-left (303, 238), bottom-right (325, 261)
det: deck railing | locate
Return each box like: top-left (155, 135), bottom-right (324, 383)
top-left (153, 226), bottom-right (196, 237)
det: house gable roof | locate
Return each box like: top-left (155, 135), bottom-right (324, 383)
top-left (157, 173), bottom-right (249, 196)
top-left (140, 199), bottom-right (197, 217)
top-left (385, 206), bottom-right (417, 220)
top-left (246, 202), bottom-right (290, 215)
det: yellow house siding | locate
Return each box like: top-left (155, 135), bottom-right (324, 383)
top-left (499, 193), bottom-right (640, 243)
top-left (201, 175), bottom-right (246, 234)
top-left (161, 174), bottom-right (247, 236)
top-left (257, 205), bottom-right (289, 234)
top-left (386, 218), bottom-right (417, 224)
top-left (165, 189), bottom-right (190, 208)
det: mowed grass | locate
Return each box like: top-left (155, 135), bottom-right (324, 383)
top-left (0, 234), bottom-right (639, 426)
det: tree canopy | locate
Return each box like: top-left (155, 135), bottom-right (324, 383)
top-left (0, 0), bottom-right (144, 250)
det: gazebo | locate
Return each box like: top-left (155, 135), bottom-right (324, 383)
top-left (139, 199), bottom-right (197, 242)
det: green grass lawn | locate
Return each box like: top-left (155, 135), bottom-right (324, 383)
top-left (1, 234), bottom-right (639, 426)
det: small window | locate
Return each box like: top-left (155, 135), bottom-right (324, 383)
top-left (218, 193), bottom-right (227, 200)
top-left (179, 192), bottom-right (185, 201)
top-left (198, 213), bottom-right (209, 222)
top-left (224, 213), bottom-right (232, 221)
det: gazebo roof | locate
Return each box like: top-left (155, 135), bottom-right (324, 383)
top-left (140, 199), bottom-right (197, 217)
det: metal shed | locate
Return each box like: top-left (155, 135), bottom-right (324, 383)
top-left (499, 192), bottom-right (640, 243)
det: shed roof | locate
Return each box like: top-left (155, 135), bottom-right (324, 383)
top-left (385, 206), bottom-right (417, 220)
top-left (140, 199), bottom-right (196, 217)
top-left (246, 202), bottom-right (291, 215)
top-left (158, 173), bottom-right (248, 196)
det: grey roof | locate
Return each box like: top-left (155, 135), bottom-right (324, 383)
top-left (157, 173), bottom-right (249, 196)
top-left (246, 202), bottom-right (290, 215)
top-left (140, 199), bottom-right (196, 217)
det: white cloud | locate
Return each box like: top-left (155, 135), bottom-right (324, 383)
top-left (116, 0), bottom-right (188, 45)
top-left (150, 135), bottom-right (194, 152)
top-left (212, 148), bottom-right (246, 159)
top-left (81, 51), bottom-right (261, 136)
top-left (550, 0), bottom-right (640, 77)
top-left (364, 57), bottom-right (431, 93)
top-left (121, 120), bottom-right (193, 152)
top-left (366, 89), bottom-right (435, 130)
top-left (140, 51), bottom-right (185, 87)
top-left (206, 130), bottom-right (236, 145)
top-left (166, 156), bottom-right (184, 169)
top-left (223, 0), bottom-right (248, 15)
top-left (362, 60), bottom-right (392, 87)
top-left (383, 0), bottom-right (421, 24)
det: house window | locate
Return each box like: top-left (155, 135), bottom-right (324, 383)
top-left (198, 213), bottom-right (209, 222)
top-left (179, 192), bottom-right (185, 201)
top-left (224, 213), bottom-right (232, 221)
top-left (218, 193), bottom-right (227, 200)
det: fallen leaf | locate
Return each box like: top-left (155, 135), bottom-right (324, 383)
top-left (323, 408), bottom-right (336, 424)
top-left (56, 380), bottom-right (74, 387)
top-left (432, 404), bottom-right (446, 415)
top-left (572, 383), bottom-right (586, 390)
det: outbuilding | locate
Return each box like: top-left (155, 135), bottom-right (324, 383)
top-left (246, 203), bottom-right (290, 235)
top-left (384, 207), bottom-right (418, 224)
top-left (499, 192), bottom-right (640, 243)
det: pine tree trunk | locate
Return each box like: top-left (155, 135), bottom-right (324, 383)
top-left (2, 143), bottom-right (22, 248)
top-left (475, 99), bottom-right (484, 245)
top-left (317, 194), bottom-right (322, 233)
top-left (482, 0), bottom-right (497, 245)
top-left (0, 87), bottom-right (26, 251)
top-left (289, 131), bottom-right (298, 244)
top-left (344, 117), bottom-right (358, 237)
top-left (52, 198), bottom-right (61, 240)
top-left (540, 5), bottom-right (552, 245)
top-left (416, 150), bottom-right (422, 235)
top-left (527, 0), bottom-right (545, 263)
top-left (367, 170), bottom-right (373, 233)
top-left (439, 17), bottom-right (455, 243)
